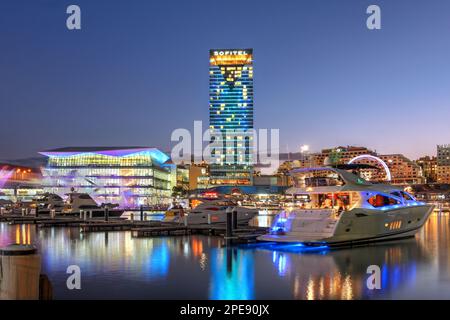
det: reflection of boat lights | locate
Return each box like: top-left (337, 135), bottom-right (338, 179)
top-left (199, 253), bottom-right (207, 271)
top-left (255, 242), bottom-right (330, 253)
top-left (272, 252), bottom-right (288, 276)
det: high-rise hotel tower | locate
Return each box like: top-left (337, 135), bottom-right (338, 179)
top-left (209, 49), bottom-right (254, 185)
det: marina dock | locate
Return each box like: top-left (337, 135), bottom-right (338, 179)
top-left (0, 212), bottom-right (269, 243)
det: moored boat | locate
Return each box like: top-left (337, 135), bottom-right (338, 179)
top-left (258, 166), bottom-right (434, 246)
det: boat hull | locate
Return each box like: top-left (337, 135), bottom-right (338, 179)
top-left (258, 204), bottom-right (434, 246)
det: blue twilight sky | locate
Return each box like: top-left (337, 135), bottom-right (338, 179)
top-left (0, 0), bottom-right (449, 160)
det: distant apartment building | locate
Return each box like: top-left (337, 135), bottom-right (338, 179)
top-left (277, 146), bottom-right (424, 184)
top-left (415, 156), bottom-right (437, 183)
top-left (316, 146), bottom-right (377, 165)
top-left (39, 147), bottom-right (174, 208)
top-left (437, 145), bottom-right (450, 183)
top-left (378, 154), bottom-right (424, 185)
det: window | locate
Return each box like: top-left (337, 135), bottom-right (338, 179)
top-left (391, 191), bottom-right (415, 201)
top-left (401, 191), bottom-right (415, 201)
top-left (390, 191), bottom-right (402, 198)
top-left (368, 194), bottom-right (400, 208)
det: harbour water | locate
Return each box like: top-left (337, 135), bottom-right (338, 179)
top-left (1, 212), bottom-right (450, 299)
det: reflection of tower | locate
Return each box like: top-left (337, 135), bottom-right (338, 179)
top-left (209, 247), bottom-right (254, 299)
top-left (145, 241), bottom-right (170, 278)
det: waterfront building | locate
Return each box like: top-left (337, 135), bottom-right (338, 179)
top-left (208, 49), bottom-right (254, 185)
top-left (176, 165), bottom-right (190, 191)
top-left (0, 163), bottom-right (43, 203)
top-left (253, 174), bottom-right (290, 187)
top-left (437, 145), bottom-right (450, 183)
top-left (189, 164), bottom-right (210, 190)
top-left (39, 147), bottom-right (174, 208)
top-left (415, 156), bottom-right (437, 183)
top-left (378, 154), bottom-right (424, 185)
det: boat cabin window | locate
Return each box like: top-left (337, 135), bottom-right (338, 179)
top-left (390, 191), bottom-right (416, 202)
top-left (368, 194), bottom-right (400, 208)
top-left (390, 191), bottom-right (402, 199)
top-left (297, 193), bottom-right (352, 212)
top-left (401, 191), bottom-right (415, 201)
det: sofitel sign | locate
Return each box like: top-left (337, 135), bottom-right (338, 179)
top-left (213, 50), bottom-right (248, 56)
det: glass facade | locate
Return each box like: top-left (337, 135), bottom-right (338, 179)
top-left (209, 49), bottom-right (254, 185)
top-left (39, 148), bottom-right (174, 208)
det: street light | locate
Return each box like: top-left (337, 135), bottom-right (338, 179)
top-left (300, 145), bottom-right (309, 153)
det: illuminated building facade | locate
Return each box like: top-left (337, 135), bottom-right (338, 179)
top-left (437, 145), bottom-right (450, 183)
top-left (39, 147), bottom-right (174, 207)
top-left (0, 164), bottom-right (43, 203)
top-left (278, 146), bottom-right (424, 184)
top-left (378, 154), bottom-right (424, 184)
top-left (209, 49), bottom-right (254, 185)
top-left (415, 156), bottom-right (437, 183)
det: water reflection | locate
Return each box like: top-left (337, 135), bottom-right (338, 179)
top-left (0, 212), bottom-right (449, 299)
top-left (209, 247), bottom-right (254, 300)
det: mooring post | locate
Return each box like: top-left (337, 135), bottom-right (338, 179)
top-left (225, 207), bottom-right (233, 238)
top-left (0, 244), bottom-right (41, 300)
top-left (207, 213), bottom-right (211, 225)
top-left (140, 205), bottom-right (144, 221)
top-left (105, 207), bottom-right (109, 222)
top-left (232, 207), bottom-right (238, 230)
top-left (35, 206), bottom-right (39, 217)
top-left (130, 213), bottom-right (134, 222)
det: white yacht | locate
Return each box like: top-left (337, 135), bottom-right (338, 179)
top-left (258, 166), bottom-right (434, 246)
top-left (163, 197), bottom-right (258, 225)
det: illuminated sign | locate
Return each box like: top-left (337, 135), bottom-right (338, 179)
top-left (209, 49), bottom-right (253, 66)
top-left (213, 50), bottom-right (248, 56)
